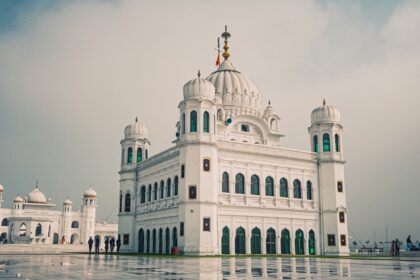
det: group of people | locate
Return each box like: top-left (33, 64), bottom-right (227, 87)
top-left (391, 235), bottom-right (419, 257)
top-left (88, 236), bottom-right (121, 254)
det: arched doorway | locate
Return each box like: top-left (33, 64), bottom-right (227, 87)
top-left (146, 230), bottom-right (150, 253)
top-left (235, 227), bottom-right (246, 254)
top-left (266, 228), bottom-right (276, 254)
top-left (152, 229), bottom-right (156, 253)
top-left (165, 228), bottom-right (170, 254)
top-left (251, 227), bottom-right (261, 254)
top-left (35, 223), bottom-right (42, 236)
top-left (0, 232), bottom-right (7, 243)
top-left (281, 228), bottom-right (290, 254)
top-left (138, 229), bottom-right (144, 253)
top-left (158, 228), bottom-right (163, 253)
top-left (70, 233), bottom-right (78, 244)
top-left (53, 233), bottom-right (59, 244)
top-left (221, 226), bottom-right (230, 254)
top-left (295, 229), bottom-right (304, 255)
top-left (172, 227), bottom-right (178, 247)
top-left (308, 230), bottom-right (316, 255)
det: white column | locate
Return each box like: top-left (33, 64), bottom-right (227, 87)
top-left (261, 234), bottom-right (266, 254)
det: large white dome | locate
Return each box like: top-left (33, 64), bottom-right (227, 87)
top-left (27, 187), bottom-right (47, 204)
top-left (183, 72), bottom-right (215, 101)
top-left (206, 59), bottom-right (261, 113)
top-left (84, 186), bottom-right (97, 198)
top-left (14, 195), bottom-right (24, 203)
top-left (124, 117), bottom-right (148, 139)
top-left (311, 100), bottom-right (341, 125)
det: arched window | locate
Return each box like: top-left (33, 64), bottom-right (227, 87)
top-left (293, 179), bottom-right (302, 199)
top-left (335, 134), bottom-right (340, 152)
top-left (166, 178), bottom-right (171, 197)
top-left (148, 185), bottom-right (152, 202)
top-left (250, 175), bottom-right (260, 195)
top-left (203, 111), bottom-right (210, 133)
top-left (19, 223), bottom-right (27, 236)
top-left (235, 227), bottom-right (246, 254)
top-left (190, 111), bottom-right (197, 132)
top-left (35, 223), bottom-right (42, 236)
top-left (313, 135), bottom-right (318, 153)
top-left (172, 227), bottom-right (178, 247)
top-left (158, 228), bottom-right (163, 253)
top-left (174, 176), bottom-right (179, 196)
top-left (165, 227), bottom-right (170, 254)
top-left (309, 230), bottom-right (316, 255)
top-left (280, 178), bottom-right (288, 198)
top-left (71, 221), bottom-right (79, 229)
top-left (146, 229), bottom-right (150, 253)
top-left (152, 229), bottom-right (157, 253)
top-left (222, 172), bottom-right (229, 193)
top-left (235, 173), bottom-right (245, 194)
top-left (125, 193), bottom-right (131, 212)
top-left (160, 180), bottom-right (164, 199)
top-left (1, 218), bottom-right (8, 227)
top-left (295, 229), bottom-right (305, 255)
top-left (140, 186), bottom-right (146, 203)
top-left (137, 147), bottom-right (143, 162)
top-left (182, 113), bottom-right (186, 134)
top-left (281, 228), bottom-right (290, 254)
top-left (251, 227), bottom-right (262, 254)
top-left (127, 147), bottom-right (133, 163)
top-left (154, 183), bottom-right (158, 200)
top-left (119, 192), bottom-right (122, 212)
top-left (323, 133), bottom-right (330, 152)
top-left (221, 226), bottom-right (230, 254)
top-left (265, 176), bottom-right (274, 196)
top-left (307, 181), bottom-right (313, 200)
top-left (145, 149), bottom-right (148, 159)
top-left (266, 228), bottom-right (276, 254)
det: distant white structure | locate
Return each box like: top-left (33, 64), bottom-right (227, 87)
top-left (118, 27), bottom-right (349, 256)
top-left (0, 183), bottom-right (117, 245)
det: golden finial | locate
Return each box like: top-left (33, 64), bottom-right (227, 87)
top-left (323, 99), bottom-right (326, 106)
top-left (221, 25), bottom-right (231, 60)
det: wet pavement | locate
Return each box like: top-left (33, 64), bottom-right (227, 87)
top-left (0, 254), bottom-right (418, 279)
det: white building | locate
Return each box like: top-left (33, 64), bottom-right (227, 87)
top-left (118, 27), bottom-right (350, 256)
top-left (0, 183), bottom-right (117, 245)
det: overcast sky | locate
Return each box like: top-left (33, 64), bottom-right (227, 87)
top-left (0, 0), bottom-right (419, 243)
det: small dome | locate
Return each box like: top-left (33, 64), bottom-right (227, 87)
top-left (0, 184), bottom-right (3, 193)
top-left (183, 71), bottom-right (215, 100)
top-left (207, 60), bottom-right (261, 113)
top-left (124, 117), bottom-right (148, 139)
top-left (27, 186), bottom-right (48, 204)
top-left (84, 186), bottom-right (97, 198)
top-left (63, 198), bottom-right (72, 205)
top-left (14, 195), bottom-right (24, 203)
top-left (311, 99), bottom-right (341, 125)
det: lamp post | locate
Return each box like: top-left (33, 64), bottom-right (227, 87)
top-left (385, 224), bottom-right (389, 244)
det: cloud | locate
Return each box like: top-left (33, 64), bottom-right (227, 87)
top-left (0, 0), bottom-right (418, 239)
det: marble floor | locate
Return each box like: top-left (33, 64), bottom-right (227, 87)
top-left (0, 254), bottom-right (418, 279)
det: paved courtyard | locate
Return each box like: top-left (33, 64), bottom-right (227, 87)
top-left (0, 254), bottom-right (418, 279)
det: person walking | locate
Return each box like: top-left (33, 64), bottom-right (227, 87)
top-left (110, 237), bottom-right (115, 253)
top-left (94, 236), bottom-right (100, 254)
top-left (395, 239), bottom-right (400, 257)
top-left (104, 237), bottom-right (109, 254)
top-left (88, 237), bottom-right (94, 254)
top-left (407, 235), bottom-right (412, 252)
top-left (116, 237), bottom-right (121, 253)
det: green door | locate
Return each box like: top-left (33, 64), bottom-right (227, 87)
top-left (266, 228), bottom-right (276, 254)
top-left (295, 229), bottom-right (304, 255)
top-left (251, 228), bottom-right (261, 254)
top-left (281, 229), bottom-right (290, 254)
top-left (235, 227), bottom-right (246, 254)
top-left (221, 227), bottom-right (230, 254)
top-left (309, 230), bottom-right (316, 255)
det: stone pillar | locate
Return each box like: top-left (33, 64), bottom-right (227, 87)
top-left (291, 233), bottom-right (295, 255)
top-left (304, 237), bottom-right (309, 256)
top-left (261, 234), bottom-right (266, 254)
top-left (277, 235), bottom-right (281, 254)
top-left (246, 235), bottom-right (251, 254)
top-left (230, 233), bottom-right (235, 255)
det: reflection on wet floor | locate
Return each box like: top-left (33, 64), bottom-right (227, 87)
top-left (0, 254), bottom-right (417, 279)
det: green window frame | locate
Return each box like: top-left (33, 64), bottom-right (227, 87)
top-left (127, 147), bottom-right (133, 164)
top-left (307, 181), bottom-right (313, 200)
top-left (313, 135), bottom-right (318, 153)
top-left (137, 147), bottom-right (142, 163)
top-left (190, 111), bottom-right (197, 132)
top-left (265, 176), bottom-right (274, 196)
top-left (250, 175), bottom-right (260, 195)
top-left (335, 133), bottom-right (340, 152)
top-left (323, 133), bottom-right (330, 152)
top-left (221, 226), bottom-right (230, 254)
top-left (222, 172), bottom-right (229, 193)
top-left (295, 229), bottom-right (305, 255)
top-left (280, 178), bottom-right (288, 197)
top-left (281, 228), bottom-right (290, 254)
top-left (293, 179), bottom-right (302, 199)
top-left (235, 173), bottom-right (245, 194)
top-left (309, 230), bottom-right (316, 255)
top-left (203, 111), bottom-right (210, 133)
